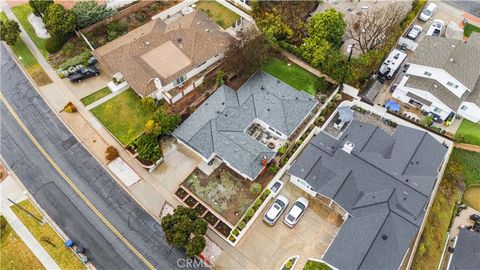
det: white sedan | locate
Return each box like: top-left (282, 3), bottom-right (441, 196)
top-left (426, 19), bottom-right (444, 36)
top-left (284, 197), bottom-right (309, 227)
top-left (263, 195), bottom-right (289, 225)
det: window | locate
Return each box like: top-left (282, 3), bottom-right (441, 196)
top-left (460, 105), bottom-right (468, 111)
top-left (423, 71), bottom-right (432, 77)
top-left (174, 74), bottom-right (187, 86)
top-left (446, 81), bottom-right (459, 88)
top-left (433, 107), bottom-right (442, 113)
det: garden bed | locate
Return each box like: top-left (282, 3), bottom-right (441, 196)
top-left (184, 195), bottom-right (198, 207)
top-left (175, 187), bottom-right (188, 200)
top-left (194, 203), bottom-right (207, 216)
top-left (81, 87), bottom-right (111, 106)
top-left (183, 165), bottom-right (268, 225)
top-left (196, 1), bottom-right (240, 29)
top-left (214, 221), bottom-right (232, 238)
top-left (204, 211), bottom-right (219, 226)
top-left (83, 1), bottom-right (179, 48)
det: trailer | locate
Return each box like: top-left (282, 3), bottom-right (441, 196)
top-left (377, 49), bottom-right (407, 81)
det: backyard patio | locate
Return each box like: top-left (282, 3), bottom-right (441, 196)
top-left (182, 165), bottom-right (266, 225)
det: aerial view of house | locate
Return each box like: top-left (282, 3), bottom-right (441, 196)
top-left (392, 33), bottom-right (480, 123)
top-left (2, 0), bottom-right (480, 269)
top-left (93, 10), bottom-right (233, 103)
top-left (289, 116), bottom-right (448, 269)
top-left (174, 71), bottom-right (317, 180)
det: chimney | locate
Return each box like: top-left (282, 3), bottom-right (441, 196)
top-left (342, 141), bottom-right (355, 154)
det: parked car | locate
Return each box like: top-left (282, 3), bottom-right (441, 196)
top-left (426, 19), bottom-right (444, 36)
top-left (68, 66), bottom-right (100, 83)
top-left (263, 195), bottom-right (289, 225)
top-left (407, 25), bottom-right (423, 41)
top-left (284, 197), bottom-right (309, 227)
top-left (419, 3), bottom-right (437, 21)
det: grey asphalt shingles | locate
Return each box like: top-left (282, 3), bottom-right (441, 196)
top-left (0, 44), bottom-right (190, 269)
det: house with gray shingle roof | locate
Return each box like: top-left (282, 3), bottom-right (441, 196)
top-left (392, 33), bottom-right (480, 123)
top-left (173, 71), bottom-right (317, 180)
top-left (447, 228), bottom-right (480, 270)
top-left (287, 117), bottom-right (448, 270)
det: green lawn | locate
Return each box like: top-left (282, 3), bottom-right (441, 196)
top-left (464, 22), bottom-right (480, 37)
top-left (455, 119), bottom-right (480, 146)
top-left (11, 4), bottom-right (48, 58)
top-left (90, 89), bottom-right (154, 145)
top-left (81, 87), bottom-right (112, 106)
top-left (262, 57), bottom-right (326, 96)
top-left (0, 216), bottom-right (45, 270)
top-left (303, 260), bottom-right (332, 270)
top-left (412, 148), bottom-right (480, 270)
top-left (196, 1), bottom-right (240, 29)
top-left (11, 200), bottom-right (85, 270)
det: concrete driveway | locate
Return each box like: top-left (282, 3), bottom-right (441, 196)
top-left (229, 181), bottom-right (343, 269)
top-left (64, 72), bottom-right (111, 100)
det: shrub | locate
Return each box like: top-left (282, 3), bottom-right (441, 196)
top-left (228, 235), bottom-right (236, 242)
top-left (106, 20), bottom-right (128, 41)
top-left (57, 50), bottom-right (92, 69)
top-left (215, 70), bottom-right (225, 87)
top-left (261, 189), bottom-right (271, 200)
top-left (141, 96), bottom-right (157, 112)
top-left (72, 0), bottom-right (115, 29)
top-left (284, 260), bottom-right (293, 270)
top-left (105, 146), bottom-right (119, 161)
top-left (245, 208), bottom-right (255, 219)
top-left (296, 139), bottom-right (303, 145)
top-left (278, 146), bottom-right (286, 155)
top-left (135, 134), bottom-right (162, 162)
top-left (45, 34), bottom-right (70, 53)
top-left (268, 165), bottom-right (279, 174)
top-left (63, 102), bottom-right (76, 113)
top-left (250, 183), bottom-right (262, 194)
top-left (232, 229), bottom-right (239, 236)
top-left (254, 198), bottom-right (263, 207)
top-left (0, 19), bottom-right (21, 45)
top-left (0, 216), bottom-right (7, 237)
top-left (237, 221), bottom-right (246, 231)
top-left (150, 3), bottom-right (160, 12)
top-left (335, 93), bottom-right (342, 101)
top-left (44, 3), bottom-right (76, 36)
top-left (62, 42), bottom-right (75, 56)
top-left (135, 12), bottom-right (146, 23)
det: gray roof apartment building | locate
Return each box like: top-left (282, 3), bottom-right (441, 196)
top-left (288, 119), bottom-right (448, 270)
top-left (174, 71), bottom-right (317, 180)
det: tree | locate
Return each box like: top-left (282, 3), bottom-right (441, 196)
top-left (141, 96), bottom-right (157, 112)
top-left (346, 4), bottom-right (408, 53)
top-left (72, 0), bottom-right (115, 29)
top-left (43, 3), bottom-right (76, 36)
top-left (151, 107), bottom-right (181, 135)
top-left (306, 8), bottom-right (346, 47)
top-left (135, 134), bottom-right (162, 162)
top-left (28, 0), bottom-right (53, 17)
top-left (0, 19), bottom-right (21, 45)
top-left (223, 29), bottom-right (276, 78)
top-left (161, 206), bottom-right (207, 257)
top-left (250, 183), bottom-right (262, 194)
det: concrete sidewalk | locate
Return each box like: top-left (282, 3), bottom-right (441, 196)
top-left (0, 176), bottom-right (61, 270)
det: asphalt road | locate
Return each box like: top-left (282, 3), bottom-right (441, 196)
top-left (445, 0), bottom-right (480, 17)
top-left (0, 44), bottom-right (189, 269)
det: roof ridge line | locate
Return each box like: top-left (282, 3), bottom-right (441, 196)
top-left (401, 132), bottom-right (427, 175)
top-left (357, 211), bottom-right (392, 270)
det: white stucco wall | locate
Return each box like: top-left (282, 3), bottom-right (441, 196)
top-left (458, 101), bottom-right (480, 122)
top-left (289, 175), bottom-right (317, 197)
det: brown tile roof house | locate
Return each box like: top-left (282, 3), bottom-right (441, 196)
top-left (93, 11), bottom-right (233, 97)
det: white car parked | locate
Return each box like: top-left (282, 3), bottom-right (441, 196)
top-left (263, 195), bottom-right (289, 225)
top-left (283, 197), bottom-right (309, 227)
top-left (419, 3), bottom-right (437, 22)
top-left (407, 25), bottom-right (423, 41)
top-left (426, 19), bottom-right (444, 36)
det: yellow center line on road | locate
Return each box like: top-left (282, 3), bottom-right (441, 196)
top-left (0, 92), bottom-right (156, 270)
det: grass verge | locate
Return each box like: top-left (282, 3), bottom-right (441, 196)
top-left (303, 260), bottom-right (332, 270)
top-left (455, 119), bottom-right (480, 146)
top-left (464, 22), bottom-right (480, 37)
top-left (411, 148), bottom-right (480, 270)
top-left (11, 4), bottom-right (48, 58)
top-left (81, 87), bottom-right (112, 106)
top-left (196, 1), bottom-right (240, 29)
top-left (262, 57), bottom-right (327, 96)
top-left (0, 215), bottom-right (44, 270)
top-left (11, 200), bottom-right (85, 270)
top-left (90, 89), bottom-right (154, 145)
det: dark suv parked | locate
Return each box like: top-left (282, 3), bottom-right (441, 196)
top-left (68, 66), bottom-right (100, 83)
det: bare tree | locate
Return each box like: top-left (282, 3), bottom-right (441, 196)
top-left (346, 4), bottom-right (408, 53)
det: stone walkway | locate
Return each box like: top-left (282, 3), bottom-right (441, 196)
top-left (280, 50), bottom-right (337, 85)
top-left (0, 176), bottom-right (61, 270)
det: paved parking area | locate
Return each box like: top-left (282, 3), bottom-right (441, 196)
top-left (231, 181), bottom-right (343, 269)
top-left (65, 72), bottom-right (111, 100)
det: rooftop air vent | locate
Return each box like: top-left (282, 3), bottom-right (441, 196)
top-left (205, 29), bottom-right (209, 32)
top-left (145, 41), bottom-right (150, 46)
top-left (261, 85), bottom-right (264, 90)
top-left (382, 234), bottom-right (388, 240)
top-left (177, 37), bottom-right (182, 43)
top-left (342, 141), bottom-right (355, 154)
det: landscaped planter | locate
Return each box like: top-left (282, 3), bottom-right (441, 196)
top-left (185, 195), bottom-right (198, 207)
top-left (214, 221), bottom-right (232, 238)
top-left (175, 187), bottom-right (188, 200)
top-left (194, 203), bottom-right (207, 216)
top-left (280, 256), bottom-right (299, 270)
top-left (204, 211), bottom-right (219, 226)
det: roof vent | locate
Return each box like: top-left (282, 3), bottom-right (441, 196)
top-left (342, 141), bottom-right (355, 154)
top-left (221, 102), bottom-right (225, 105)
top-left (277, 80), bottom-right (280, 83)
top-left (205, 29), bottom-right (209, 32)
top-left (177, 37), bottom-right (182, 43)
top-left (261, 85), bottom-right (264, 90)
top-left (433, 84), bottom-right (438, 88)
top-left (382, 234), bottom-right (388, 240)
top-left (145, 41), bottom-right (150, 46)
top-left (450, 58), bottom-right (454, 62)
top-left (267, 108), bottom-right (270, 111)
top-left (406, 179), bottom-right (409, 182)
